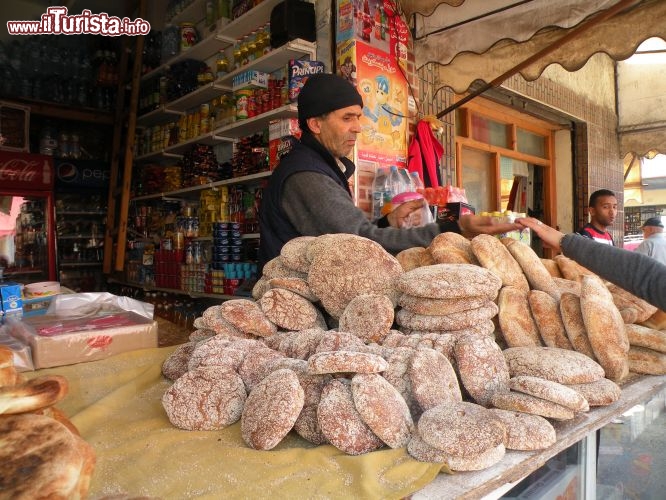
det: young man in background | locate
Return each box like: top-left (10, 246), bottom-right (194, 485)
top-left (577, 189), bottom-right (617, 245)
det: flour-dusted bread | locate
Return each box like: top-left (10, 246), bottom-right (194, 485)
top-left (307, 350), bottom-right (389, 375)
top-left (418, 401), bottom-right (506, 457)
top-left (262, 256), bottom-right (308, 280)
top-left (396, 302), bottom-right (498, 331)
top-left (241, 368), bottom-right (304, 450)
top-left (408, 347), bottom-right (462, 411)
top-left (162, 366), bottom-right (247, 430)
top-left (487, 408), bottom-right (556, 450)
top-left (471, 234), bottom-right (529, 292)
top-left (626, 324), bottom-right (666, 353)
top-left (407, 432), bottom-right (449, 463)
top-left (607, 283), bottom-right (658, 324)
top-left (490, 391), bottom-right (575, 420)
top-left (428, 232), bottom-right (479, 265)
top-left (553, 277), bottom-right (582, 297)
top-left (619, 308), bottom-right (639, 324)
top-left (307, 234), bottom-right (403, 318)
top-left (445, 443), bottom-right (506, 472)
top-left (498, 286), bottom-right (541, 347)
top-left (396, 246), bottom-right (434, 271)
top-left (237, 346), bottom-right (286, 391)
top-left (580, 275), bottom-right (630, 382)
top-left (528, 290), bottom-right (572, 350)
top-left (504, 346), bottom-right (605, 384)
top-left (565, 378), bottom-right (622, 406)
top-left (315, 331), bottom-right (368, 354)
top-left (293, 405), bottom-right (328, 445)
top-left (282, 328), bottom-right (326, 360)
top-left (280, 236), bottom-right (316, 273)
top-left (553, 255), bottom-right (595, 282)
top-left (201, 305), bottom-right (251, 337)
top-left (508, 375), bottom-right (589, 412)
top-left (540, 258), bottom-right (562, 278)
top-left (396, 263), bottom-right (502, 300)
top-left (398, 294), bottom-right (489, 316)
top-left (641, 309), bottom-right (666, 330)
top-left (559, 292), bottom-right (596, 359)
top-left (351, 373), bottom-right (414, 448)
top-left (628, 346), bottom-right (666, 375)
top-left (259, 288), bottom-right (320, 331)
top-left (455, 333), bottom-right (510, 407)
top-left (267, 277), bottom-right (318, 302)
top-left (317, 378), bottom-right (384, 455)
top-left (162, 341), bottom-right (197, 380)
top-left (338, 294), bottom-right (395, 343)
top-left (219, 299), bottom-right (277, 338)
top-left (187, 336), bottom-right (245, 372)
top-left (507, 240), bottom-right (561, 300)
top-left (383, 346), bottom-right (419, 418)
top-left (0, 413), bottom-right (96, 500)
top-left (251, 276), bottom-right (271, 300)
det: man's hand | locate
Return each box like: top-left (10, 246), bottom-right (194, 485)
top-left (387, 199), bottom-right (427, 228)
top-left (456, 214), bottom-right (522, 238)
top-left (516, 217), bottom-right (565, 251)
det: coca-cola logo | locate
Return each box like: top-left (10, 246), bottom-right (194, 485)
top-left (0, 154), bottom-right (53, 187)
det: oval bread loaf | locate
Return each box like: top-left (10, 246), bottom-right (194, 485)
top-left (507, 240), bottom-right (561, 300)
top-left (565, 378), bottom-right (621, 406)
top-left (455, 333), bottom-right (510, 407)
top-left (428, 232), bottom-right (479, 265)
top-left (396, 263), bottom-right (502, 299)
top-left (471, 234), bottom-right (529, 292)
top-left (504, 346), bottom-right (605, 384)
top-left (490, 391), bottom-right (575, 420)
top-left (498, 286), bottom-right (541, 347)
top-left (528, 290), bottom-right (572, 350)
top-left (487, 408), bottom-right (556, 450)
top-left (559, 292), bottom-right (596, 359)
top-left (508, 375), bottom-right (589, 412)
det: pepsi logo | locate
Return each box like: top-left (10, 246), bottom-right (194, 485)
top-left (57, 162), bottom-right (78, 182)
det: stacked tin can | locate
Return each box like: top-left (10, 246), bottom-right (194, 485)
top-left (212, 222), bottom-right (243, 268)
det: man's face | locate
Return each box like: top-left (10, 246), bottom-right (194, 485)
top-left (590, 195), bottom-right (617, 228)
top-left (307, 105), bottom-right (363, 158)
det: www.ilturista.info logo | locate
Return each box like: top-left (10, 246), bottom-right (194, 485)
top-left (7, 7), bottom-right (151, 36)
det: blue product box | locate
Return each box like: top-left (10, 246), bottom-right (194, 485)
top-left (0, 282), bottom-right (23, 316)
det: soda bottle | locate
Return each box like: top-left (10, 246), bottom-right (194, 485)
top-left (410, 171), bottom-right (425, 192)
top-left (371, 167), bottom-right (388, 220)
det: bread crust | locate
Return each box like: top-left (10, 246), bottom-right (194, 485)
top-left (307, 351), bottom-right (389, 375)
top-left (565, 378), bottom-right (621, 406)
top-left (507, 241), bottom-right (561, 300)
top-left (498, 286), bottom-right (542, 348)
top-left (471, 234), bottom-right (529, 292)
top-left (339, 294), bottom-right (395, 343)
top-left (626, 323), bottom-right (666, 353)
top-left (559, 293), bottom-right (596, 359)
top-left (504, 346), bottom-right (605, 384)
top-left (428, 232), bottom-right (479, 265)
top-left (0, 375), bottom-right (68, 415)
top-left (396, 263), bottom-right (502, 299)
top-left (490, 391), bottom-right (575, 420)
top-left (508, 375), bottom-right (589, 412)
top-left (408, 348), bottom-right (462, 411)
top-left (528, 290), bottom-right (572, 350)
top-left (487, 408), bottom-right (556, 450)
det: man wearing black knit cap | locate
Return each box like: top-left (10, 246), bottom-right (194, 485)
top-left (258, 73), bottom-right (519, 266)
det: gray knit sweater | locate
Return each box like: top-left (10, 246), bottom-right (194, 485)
top-left (562, 233), bottom-right (666, 310)
top-left (281, 171), bottom-right (443, 253)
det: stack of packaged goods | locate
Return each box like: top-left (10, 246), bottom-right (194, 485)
top-left (181, 144), bottom-right (221, 186)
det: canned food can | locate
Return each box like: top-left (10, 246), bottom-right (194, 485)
top-left (180, 23), bottom-right (197, 52)
top-left (235, 89), bottom-right (252, 120)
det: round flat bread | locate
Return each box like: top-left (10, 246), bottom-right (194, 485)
top-left (490, 391), bottom-right (575, 420)
top-left (351, 373), bottom-right (414, 448)
top-left (251, 276), bottom-right (271, 300)
top-left (219, 299), bottom-right (277, 338)
top-left (262, 256), bottom-right (308, 280)
top-left (162, 367), bottom-right (247, 430)
top-left (201, 306), bottom-right (251, 337)
top-left (188, 329), bottom-right (215, 342)
top-left (509, 375), bottom-right (589, 412)
top-left (280, 236), bottom-right (316, 273)
top-left (471, 234), bottom-right (529, 292)
top-left (0, 413), bottom-right (95, 499)
top-left (238, 346), bottom-right (285, 391)
top-left (317, 379), bottom-right (384, 455)
top-left (383, 346), bottom-right (419, 418)
top-left (399, 294), bottom-right (489, 316)
top-left (241, 369), bottom-right (304, 450)
top-left (487, 408), bottom-right (556, 450)
top-left (268, 277), bottom-right (318, 302)
top-left (187, 336), bottom-right (242, 371)
top-left (418, 401), bottom-right (505, 456)
top-left (446, 443), bottom-right (506, 472)
top-left (293, 404), bottom-right (328, 444)
top-left (565, 378), bottom-right (621, 406)
top-left (307, 351), bottom-right (388, 375)
top-left (315, 331), bottom-right (368, 354)
top-left (162, 342), bottom-right (197, 380)
top-left (285, 328), bottom-right (326, 360)
top-left (407, 432), bottom-right (448, 463)
top-left (498, 286), bottom-right (542, 348)
top-left (504, 346), bottom-right (605, 384)
top-left (307, 234), bottom-right (403, 318)
top-left (396, 302), bottom-right (498, 332)
top-left (454, 334), bottom-right (510, 407)
top-left (397, 263), bottom-right (502, 300)
top-left (428, 231), bottom-right (479, 265)
top-left (408, 347), bottom-right (462, 411)
top-left (338, 294), bottom-right (395, 343)
top-left (259, 288), bottom-right (320, 331)
top-left (396, 247), bottom-right (434, 271)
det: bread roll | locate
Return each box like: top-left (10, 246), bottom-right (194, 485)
top-left (471, 234), bottom-right (529, 292)
top-left (559, 292), bottom-right (596, 359)
top-left (498, 286), bottom-right (542, 347)
top-left (580, 275), bottom-right (630, 382)
top-left (428, 232), bottom-right (479, 265)
top-left (528, 290), bottom-right (572, 350)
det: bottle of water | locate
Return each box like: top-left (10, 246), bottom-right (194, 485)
top-left (383, 165), bottom-right (405, 215)
top-left (371, 167), bottom-right (388, 220)
top-left (410, 171), bottom-right (425, 191)
top-left (399, 167), bottom-right (415, 192)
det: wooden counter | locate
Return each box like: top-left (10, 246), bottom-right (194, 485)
top-left (414, 374), bottom-right (666, 499)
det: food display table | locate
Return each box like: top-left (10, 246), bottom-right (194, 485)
top-left (28, 347), bottom-right (666, 499)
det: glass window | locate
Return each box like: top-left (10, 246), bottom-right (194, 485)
top-left (461, 148), bottom-right (494, 213)
top-left (472, 115), bottom-right (509, 148)
top-left (517, 128), bottom-right (546, 158)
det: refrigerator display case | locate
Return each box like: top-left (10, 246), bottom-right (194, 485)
top-left (0, 151), bottom-right (56, 284)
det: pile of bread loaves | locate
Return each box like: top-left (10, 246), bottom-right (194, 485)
top-left (160, 232), bottom-right (665, 471)
top-left (0, 346), bottom-right (95, 498)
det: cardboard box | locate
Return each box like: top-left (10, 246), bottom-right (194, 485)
top-left (288, 59), bottom-right (325, 102)
top-left (0, 282), bottom-right (23, 317)
top-left (269, 136), bottom-right (299, 170)
top-left (5, 313), bottom-right (158, 369)
top-left (232, 70), bottom-right (269, 90)
top-left (269, 118), bottom-right (301, 141)
top-left (268, 118), bottom-right (301, 169)
top-left (436, 202), bottom-right (476, 223)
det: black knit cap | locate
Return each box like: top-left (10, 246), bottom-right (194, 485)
top-left (298, 73), bottom-right (364, 125)
top-left (642, 216), bottom-right (664, 228)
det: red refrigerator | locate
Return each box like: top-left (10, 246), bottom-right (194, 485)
top-left (0, 151), bottom-right (56, 284)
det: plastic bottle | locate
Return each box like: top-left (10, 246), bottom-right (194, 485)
top-left (383, 165), bottom-right (405, 215)
top-left (399, 167), bottom-right (415, 192)
top-left (410, 171), bottom-right (425, 192)
top-left (371, 167), bottom-right (388, 221)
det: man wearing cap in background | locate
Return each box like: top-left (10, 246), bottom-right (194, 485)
top-left (258, 73), bottom-right (520, 266)
top-left (635, 217), bottom-right (666, 265)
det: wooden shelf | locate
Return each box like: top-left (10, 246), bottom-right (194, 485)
top-left (9, 97), bottom-right (115, 125)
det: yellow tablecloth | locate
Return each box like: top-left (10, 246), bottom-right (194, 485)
top-left (32, 347), bottom-right (443, 499)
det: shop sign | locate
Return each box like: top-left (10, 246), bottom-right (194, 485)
top-left (55, 160), bottom-right (110, 188)
top-left (0, 151), bottom-right (54, 190)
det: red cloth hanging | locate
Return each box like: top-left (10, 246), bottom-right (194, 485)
top-left (407, 120), bottom-right (444, 188)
